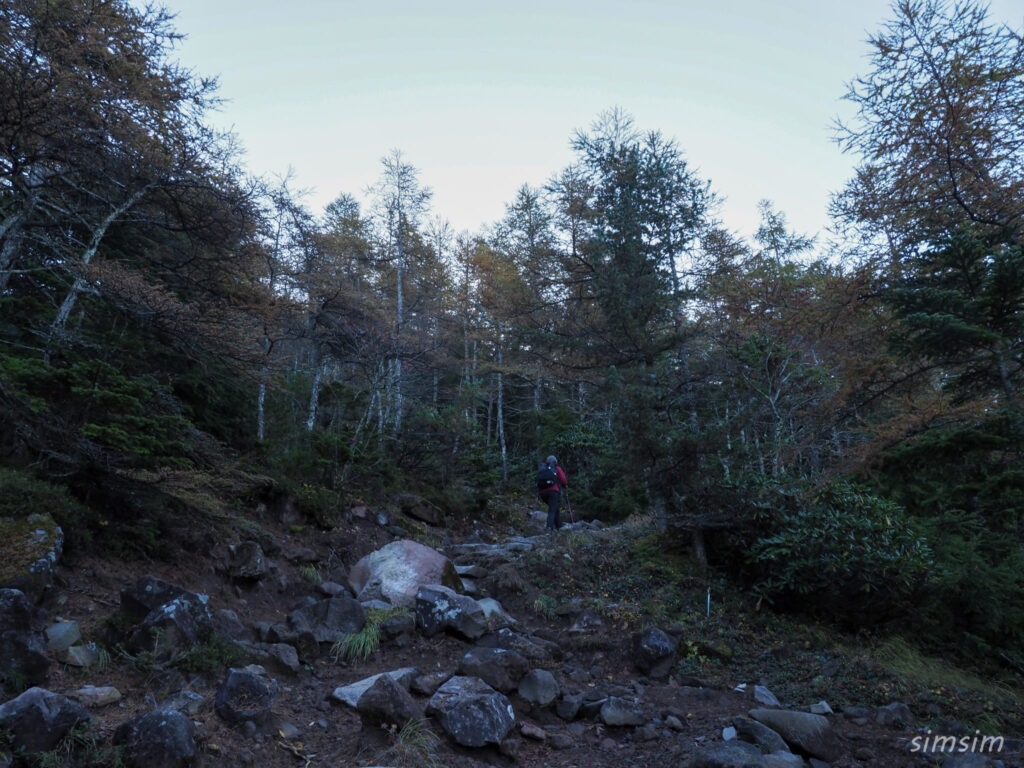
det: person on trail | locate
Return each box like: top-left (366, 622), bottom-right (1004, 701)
top-left (537, 455), bottom-right (568, 532)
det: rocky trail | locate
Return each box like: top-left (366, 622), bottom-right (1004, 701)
top-left (0, 497), bottom-right (1020, 768)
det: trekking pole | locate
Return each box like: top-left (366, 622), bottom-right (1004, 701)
top-left (564, 488), bottom-right (575, 524)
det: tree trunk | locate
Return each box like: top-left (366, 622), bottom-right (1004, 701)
top-left (497, 344), bottom-right (508, 481)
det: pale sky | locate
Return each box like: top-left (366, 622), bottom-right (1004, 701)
top-left (165, 0), bottom-right (1023, 244)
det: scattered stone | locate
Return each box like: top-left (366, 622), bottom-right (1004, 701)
top-left (632, 626), bottom-right (679, 679)
top-left (160, 691), bottom-right (207, 716)
top-left (517, 668), bottom-right (560, 707)
top-left (288, 595), bottom-right (366, 644)
top-left (809, 700), bottom-right (833, 715)
top-left (476, 628), bottom-right (560, 662)
top-left (319, 581), bottom-right (347, 597)
top-left (213, 609), bottom-right (250, 640)
top-left (112, 709), bottom-right (196, 768)
top-left (875, 701), bottom-right (914, 728)
top-left (331, 668), bottom-right (419, 708)
top-left (749, 708), bottom-right (840, 762)
top-left (0, 588), bottom-right (50, 686)
top-left (732, 716), bottom-right (791, 754)
top-left (355, 673), bottom-right (418, 725)
top-left (764, 753), bottom-right (806, 768)
top-left (722, 725), bottom-right (737, 740)
top-left (568, 607), bottom-right (604, 635)
top-left (411, 669), bottom-right (453, 696)
top-left (556, 693), bottom-right (582, 721)
top-left (599, 696), bottom-right (645, 727)
top-left (426, 676), bottom-right (516, 748)
top-left (127, 592), bottom-right (213, 660)
top-left (119, 576), bottom-right (187, 621)
top-left (549, 732), bottom-right (574, 750)
top-left (477, 597), bottom-right (517, 630)
top-left (55, 641), bottom-right (100, 667)
top-left (229, 540), bottom-right (267, 581)
top-left (520, 721), bottom-right (547, 741)
top-left (73, 685), bottom-right (122, 708)
top-left (0, 687), bottom-right (90, 754)
top-left (458, 646), bottom-right (529, 692)
top-left (689, 740), bottom-right (766, 768)
top-left (415, 584), bottom-right (487, 640)
top-left (666, 714), bottom-right (685, 731)
top-left (45, 620), bottom-right (80, 651)
top-left (215, 667), bottom-right (278, 724)
top-left (395, 494), bottom-right (444, 526)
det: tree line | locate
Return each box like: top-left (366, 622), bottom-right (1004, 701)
top-left (1, 0), bottom-right (1021, 667)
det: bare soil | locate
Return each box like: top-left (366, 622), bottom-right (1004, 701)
top-left (39, 503), bottom-right (1023, 768)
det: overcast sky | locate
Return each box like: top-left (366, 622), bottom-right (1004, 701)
top-left (164, 0), bottom-right (1023, 244)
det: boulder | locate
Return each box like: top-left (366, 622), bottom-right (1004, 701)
top-left (45, 620), bottom-right (81, 651)
top-left (689, 740), bottom-right (767, 767)
top-left (632, 626), bottom-right (678, 679)
top-left (331, 668), bottom-right (419, 708)
top-left (112, 709), bottom-right (196, 768)
top-left (599, 696), bottom-right (646, 727)
top-left (732, 716), bottom-right (790, 754)
top-left (476, 597), bottom-right (517, 630)
top-left (0, 588), bottom-right (50, 686)
top-left (287, 595), bottom-right (366, 644)
top-left (458, 647), bottom-right (530, 693)
top-left (0, 513), bottom-right (63, 603)
top-left (215, 666), bottom-right (278, 724)
top-left (415, 584), bottom-right (487, 640)
top-left (875, 701), bottom-right (915, 728)
top-left (119, 576), bottom-right (188, 621)
top-left (426, 676), bottom-right (516, 748)
top-left (0, 687), bottom-right (90, 754)
top-left (72, 685), bottom-right (123, 708)
top-left (749, 708), bottom-right (840, 762)
top-left (55, 641), bottom-right (100, 667)
top-left (348, 539), bottom-right (463, 606)
top-left (395, 494), bottom-right (444, 526)
top-left (228, 540), bottom-right (267, 581)
top-left (355, 673), bottom-right (418, 725)
top-left (128, 592), bottom-right (213, 660)
top-left (517, 669), bottom-right (560, 707)
top-left (476, 628), bottom-right (560, 662)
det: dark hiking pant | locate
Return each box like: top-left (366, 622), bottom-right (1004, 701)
top-left (541, 490), bottom-right (561, 530)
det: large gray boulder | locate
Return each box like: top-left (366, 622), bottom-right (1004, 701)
top-left (112, 709), bottom-right (197, 768)
top-left (287, 595), bottom-right (366, 644)
top-left (0, 589), bottom-right (50, 686)
top-left (415, 584), bottom-right (487, 640)
top-left (426, 676), bottom-right (516, 748)
top-left (0, 687), bottom-right (90, 754)
top-left (348, 539), bottom-right (462, 607)
top-left (476, 628), bottom-right (561, 662)
top-left (749, 708), bottom-right (840, 762)
top-left (732, 716), bottom-right (791, 754)
top-left (457, 647), bottom-right (530, 693)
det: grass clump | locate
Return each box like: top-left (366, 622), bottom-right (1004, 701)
top-left (331, 607), bottom-right (408, 663)
top-left (376, 719), bottom-right (444, 768)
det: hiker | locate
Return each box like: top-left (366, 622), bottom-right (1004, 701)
top-left (537, 455), bottom-right (568, 532)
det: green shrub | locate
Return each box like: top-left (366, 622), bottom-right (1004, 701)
top-left (0, 467), bottom-right (96, 555)
top-left (750, 482), bottom-right (935, 626)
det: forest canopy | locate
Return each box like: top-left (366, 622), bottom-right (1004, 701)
top-left (1, 0), bottom-right (1022, 666)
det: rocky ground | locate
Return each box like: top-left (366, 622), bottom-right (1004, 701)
top-left (5, 496), bottom-right (1023, 768)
